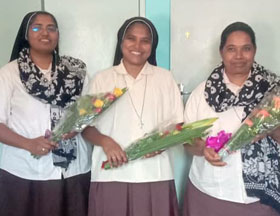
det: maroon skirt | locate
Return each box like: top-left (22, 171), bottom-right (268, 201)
top-left (88, 180), bottom-right (179, 216)
top-left (183, 179), bottom-right (280, 216)
top-left (0, 169), bottom-right (90, 216)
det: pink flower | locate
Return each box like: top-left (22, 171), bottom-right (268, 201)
top-left (206, 130), bottom-right (232, 152)
top-left (105, 93), bottom-right (116, 102)
top-left (94, 107), bottom-right (102, 113)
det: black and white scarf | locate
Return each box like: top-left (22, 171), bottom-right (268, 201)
top-left (205, 62), bottom-right (280, 212)
top-left (205, 62), bottom-right (278, 120)
top-left (18, 48), bottom-right (86, 168)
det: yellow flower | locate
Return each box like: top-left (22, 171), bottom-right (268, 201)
top-left (79, 109), bottom-right (87, 115)
top-left (93, 99), bottom-right (104, 108)
top-left (113, 88), bottom-right (123, 97)
top-left (172, 130), bottom-right (180, 135)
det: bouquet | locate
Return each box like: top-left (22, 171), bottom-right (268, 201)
top-left (50, 87), bottom-right (127, 142)
top-left (218, 86), bottom-right (280, 160)
top-left (101, 118), bottom-right (217, 169)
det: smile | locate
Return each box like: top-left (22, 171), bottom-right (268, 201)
top-left (40, 39), bottom-right (50, 42)
top-left (131, 51), bottom-right (141, 55)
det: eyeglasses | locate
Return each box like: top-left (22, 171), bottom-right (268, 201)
top-left (30, 24), bottom-right (58, 33)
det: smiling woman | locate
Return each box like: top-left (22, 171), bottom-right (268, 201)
top-left (27, 14), bottom-right (59, 58)
top-left (0, 11), bottom-right (92, 216)
top-left (183, 22), bottom-right (280, 216)
top-left (82, 16), bottom-right (184, 216)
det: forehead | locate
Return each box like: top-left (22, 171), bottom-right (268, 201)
top-left (125, 22), bottom-right (151, 37)
top-left (31, 14), bottom-right (55, 25)
top-left (225, 31), bottom-right (253, 46)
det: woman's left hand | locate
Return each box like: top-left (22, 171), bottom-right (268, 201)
top-left (269, 126), bottom-right (280, 143)
top-left (204, 147), bottom-right (227, 166)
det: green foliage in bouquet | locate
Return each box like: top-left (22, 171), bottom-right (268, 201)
top-left (218, 86), bottom-right (280, 159)
top-left (102, 118), bottom-right (217, 169)
top-left (50, 87), bottom-right (127, 142)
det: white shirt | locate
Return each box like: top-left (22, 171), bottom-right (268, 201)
top-left (184, 72), bottom-right (259, 203)
top-left (88, 61), bottom-right (184, 182)
top-left (0, 60), bottom-right (92, 180)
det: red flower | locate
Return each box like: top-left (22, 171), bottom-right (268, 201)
top-left (101, 160), bottom-right (109, 169)
top-left (244, 118), bottom-right (254, 127)
top-left (175, 123), bottom-right (183, 131)
top-left (256, 109), bottom-right (271, 118)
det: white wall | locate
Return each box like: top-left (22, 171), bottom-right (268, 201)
top-left (0, 0), bottom-right (41, 67)
top-left (45, 0), bottom-right (140, 79)
top-left (171, 0), bottom-right (280, 93)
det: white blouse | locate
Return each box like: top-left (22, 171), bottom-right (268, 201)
top-left (0, 60), bottom-right (92, 180)
top-left (88, 61), bottom-right (184, 183)
top-left (184, 72), bottom-right (259, 204)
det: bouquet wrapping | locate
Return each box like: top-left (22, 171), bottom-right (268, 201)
top-left (218, 86), bottom-right (280, 160)
top-left (102, 118), bottom-right (217, 169)
top-left (50, 87), bottom-right (127, 142)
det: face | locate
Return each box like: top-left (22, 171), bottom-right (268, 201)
top-left (27, 14), bottom-right (59, 54)
top-left (220, 31), bottom-right (256, 77)
top-left (121, 23), bottom-right (152, 68)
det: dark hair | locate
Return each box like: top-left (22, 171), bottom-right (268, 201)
top-left (10, 11), bottom-right (59, 61)
top-left (219, 22), bottom-right (256, 50)
top-left (113, 16), bottom-right (158, 66)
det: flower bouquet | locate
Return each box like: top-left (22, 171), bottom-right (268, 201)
top-left (218, 86), bottom-right (280, 160)
top-left (50, 87), bottom-right (127, 142)
top-left (101, 118), bottom-right (217, 169)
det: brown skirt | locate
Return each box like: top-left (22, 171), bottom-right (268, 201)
top-left (0, 169), bottom-right (90, 216)
top-left (88, 180), bottom-right (179, 216)
top-left (183, 179), bottom-right (280, 216)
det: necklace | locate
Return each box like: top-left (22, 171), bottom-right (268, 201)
top-left (233, 106), bottom-right (244, 122)
top-left (124, 75), bottom-right (147, 129)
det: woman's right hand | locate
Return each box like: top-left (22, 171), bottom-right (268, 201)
top-left (204, 147), bottom-right (226, 166)
top-left (27, 136), bottom-right (58, 156)
top-left (101, 136), bottom-right (127, 168)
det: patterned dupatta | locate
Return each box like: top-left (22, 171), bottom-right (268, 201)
top-left (205, 62), bottom-right (280, 212)
top-left (18, 47), bottom-right (86, 168)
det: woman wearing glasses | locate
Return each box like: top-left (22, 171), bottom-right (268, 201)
top-left (0, 11), bottom-right (92, 216)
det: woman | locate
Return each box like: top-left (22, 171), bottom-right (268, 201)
top-left (0, 11), bottom-right (92, 216)
top-left (82, 17), bottom-right (184, 216)
top-left (183, 22), bottom-right (280, 216)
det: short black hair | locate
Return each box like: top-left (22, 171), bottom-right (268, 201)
top-left (219, 22), bottom-right (256, 50)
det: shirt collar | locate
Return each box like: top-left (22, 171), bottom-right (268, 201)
top-left (223, 69), bottom-right (251, 95)
top-left (113, 59), bottom-right (154, 77)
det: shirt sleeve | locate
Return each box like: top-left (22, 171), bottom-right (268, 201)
top-left (81, 71), bottom-right (89, 96)
top-left (170, 76), bottom-right (184, 124)
top-left (87, 72), bottom-right (103, 95)
top-left (0, 63), bottom-right (15, 124)
top-left (184, 82), bottom-right (205, 123)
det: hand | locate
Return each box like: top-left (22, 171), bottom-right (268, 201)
top-left (27, 136), bottom-right (58, 156)
top-left (184, 138), bottom-right (205, 156)
top-left (144, 150), bottom-right (164, 158)
top-left (204, 147), bottom-right (226, 166)
top-left (269, 126), bottom-right (280, 143)
top-left (62, 131), bottom-right (78, 140)
top-left (101, 136), bottom-right (127, 168)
